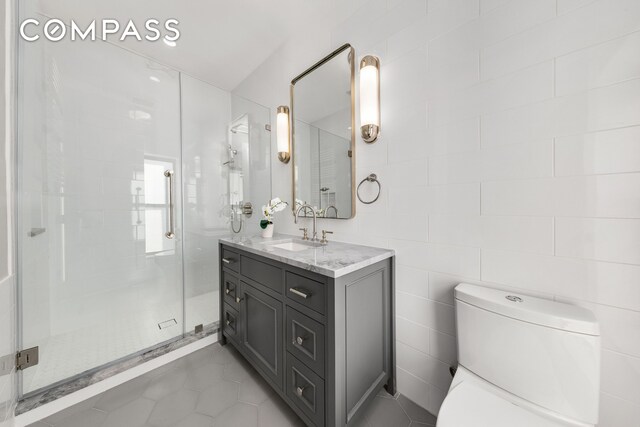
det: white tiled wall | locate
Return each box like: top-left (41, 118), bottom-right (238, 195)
top-left (233, 0), bottom-right (640, 424)
top-left (1, 0), bottom-right (16, 425)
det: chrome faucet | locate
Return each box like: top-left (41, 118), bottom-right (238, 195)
top-left (294, 204), bottom-right (317, 241)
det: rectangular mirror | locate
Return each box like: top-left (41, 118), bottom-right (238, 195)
top-left (291, 44), bottom-right (355, 219)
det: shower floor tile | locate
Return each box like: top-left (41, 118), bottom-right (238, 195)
top-left (30, 343), bottom-right (437, 427)
top-left (23, 292), bottom-right (219, 394)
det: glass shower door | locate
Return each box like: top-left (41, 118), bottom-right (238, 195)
top-left (18, 31), bottom-right (184, 395)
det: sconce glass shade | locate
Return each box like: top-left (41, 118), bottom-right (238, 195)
top-left (276, 105), bottom-right (291, 163)
top-left (359, 55), bottom-right (380, 143)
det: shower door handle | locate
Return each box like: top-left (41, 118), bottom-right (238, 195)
top-left (164, 170), bottom-right (175, 239)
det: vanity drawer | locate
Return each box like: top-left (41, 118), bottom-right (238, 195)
top-left (286, 307), bottom-right (325, 377)
top-left (222, 271), bottom-right (241, 308)
top-left (286, 354), bottom-right (325, 427)
top-left (222, 303), bottom-right (241, 343)
top-left (241, 255), bottom-right (283, 294)
top-left (286, 272), bottom-right (325, 315)
top-left (221, 247), bottom-right (240, 272)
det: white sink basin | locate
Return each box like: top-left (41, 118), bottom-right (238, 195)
top-left (270, 241), bottom-right (317, 252)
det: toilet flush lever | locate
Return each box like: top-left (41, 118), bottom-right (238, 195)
top-left (505, 295), bottom-right (523, 303)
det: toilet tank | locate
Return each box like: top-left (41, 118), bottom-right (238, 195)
top-left (455, 284), bottom-right (600, 425)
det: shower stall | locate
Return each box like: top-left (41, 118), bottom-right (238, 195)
top-left (15, 5), bottom-right (271, 398)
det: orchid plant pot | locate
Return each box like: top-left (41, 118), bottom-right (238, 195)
top-left (261, 223), bottom-right (274, 238)
top-left (260, 197), bottom-right (287, 238)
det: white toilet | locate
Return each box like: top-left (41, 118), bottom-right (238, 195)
top-left (437, 283), bottom-right (601, 427)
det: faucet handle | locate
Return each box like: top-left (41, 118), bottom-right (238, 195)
top-left (320, 230), bottom-right (333, 245)
top-left (299, 228), bottom-right (309, 240)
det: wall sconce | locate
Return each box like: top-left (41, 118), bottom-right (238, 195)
top-left (359, 55), bottom-right (380, 143)
top-left (276, 105), bottom-right (291, 163)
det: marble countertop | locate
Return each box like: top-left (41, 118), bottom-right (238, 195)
top-left (219, 234), bottom-right (394, 278)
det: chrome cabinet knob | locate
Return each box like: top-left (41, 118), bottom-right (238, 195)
top-left (225, 288), bottom-right (230, 295)
top-left (296, 386), bottom-right (305, 397)
top-left (294, 336), bottom-right (305, 346)
top-left (235, 297), bottom-right (243, 303)
top-left (225, 320), bottom-right (231, 326)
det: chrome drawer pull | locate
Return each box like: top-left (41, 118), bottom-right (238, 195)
top-left (222, 258), bottom-right (234, 264)
top-left (296, 386), bottom-right (305, 397)
top-left (289, 287), bottom-right (311, 299)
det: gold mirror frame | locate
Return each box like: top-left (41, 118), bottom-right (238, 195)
top-left (290, 43), bottom-right (356, 219)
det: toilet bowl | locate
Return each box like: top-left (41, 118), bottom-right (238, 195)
top-left (437, 284), bottom-right (601, 427)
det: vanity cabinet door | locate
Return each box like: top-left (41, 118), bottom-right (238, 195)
top-left (241, 282), bottom-right (284, 388)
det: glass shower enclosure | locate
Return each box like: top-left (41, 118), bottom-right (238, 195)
top-left (16, 5), bottom-right (271, 397)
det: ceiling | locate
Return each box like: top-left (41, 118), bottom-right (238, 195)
top-left (27, 0), bottom-right (332, 90)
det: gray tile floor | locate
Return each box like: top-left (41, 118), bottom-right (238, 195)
top-left (29, 343), bottom-right (437, 427)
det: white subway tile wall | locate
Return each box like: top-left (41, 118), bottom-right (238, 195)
top-left (232, 0), bottom-right (640, 424)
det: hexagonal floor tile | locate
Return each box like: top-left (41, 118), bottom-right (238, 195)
top-left (195, 379), bottom-right (239, 418)
top-left (101, 397), bottom-right (156, 427)
top-left (183, 361), bottom-right (225, 392)
top-left (213, 402), bottom-right (258, 427)
top-left (147, 357), bottom-right (189, 379)
top-left (143, 365), bottom-right (189, 400)
top-left (147, 388), bottom-right (199, 426)
top-left (257, 398), bottom-right (305, 427)
top-left (174, 413), bottom-right (215, 427)
top-left (31, 344), bottom-right (438, 427)
top-left (364, 396), bottom-right (411, 427)
top-left (41, 395), bottom-right (102, 425)
top-left (238, 373), bottom-right (273, 405)
top-left (397, 394), bottom-right (437, 425)
top-left (184, 345), bottom-right (223, 366)
top-left (210, 344), bottom-right (240, 365)
top-left (94, 375), bottom-right (150, 412)
top-left (43, 408), bottom-right (107, 427)
top-left (223, 359), bottom-right (252, 383)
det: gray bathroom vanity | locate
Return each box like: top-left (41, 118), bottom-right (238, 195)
top-left (218, 235), bottom-right (396, 427)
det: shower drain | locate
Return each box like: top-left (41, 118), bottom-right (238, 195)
top-left (158, 319), bottom-right (178, 330)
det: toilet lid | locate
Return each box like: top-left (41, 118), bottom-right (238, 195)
top-left (437, 381), bottom-right (570, 427)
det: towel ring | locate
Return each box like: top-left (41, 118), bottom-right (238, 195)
top-left (357, 174), bottom-right (381, 204)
